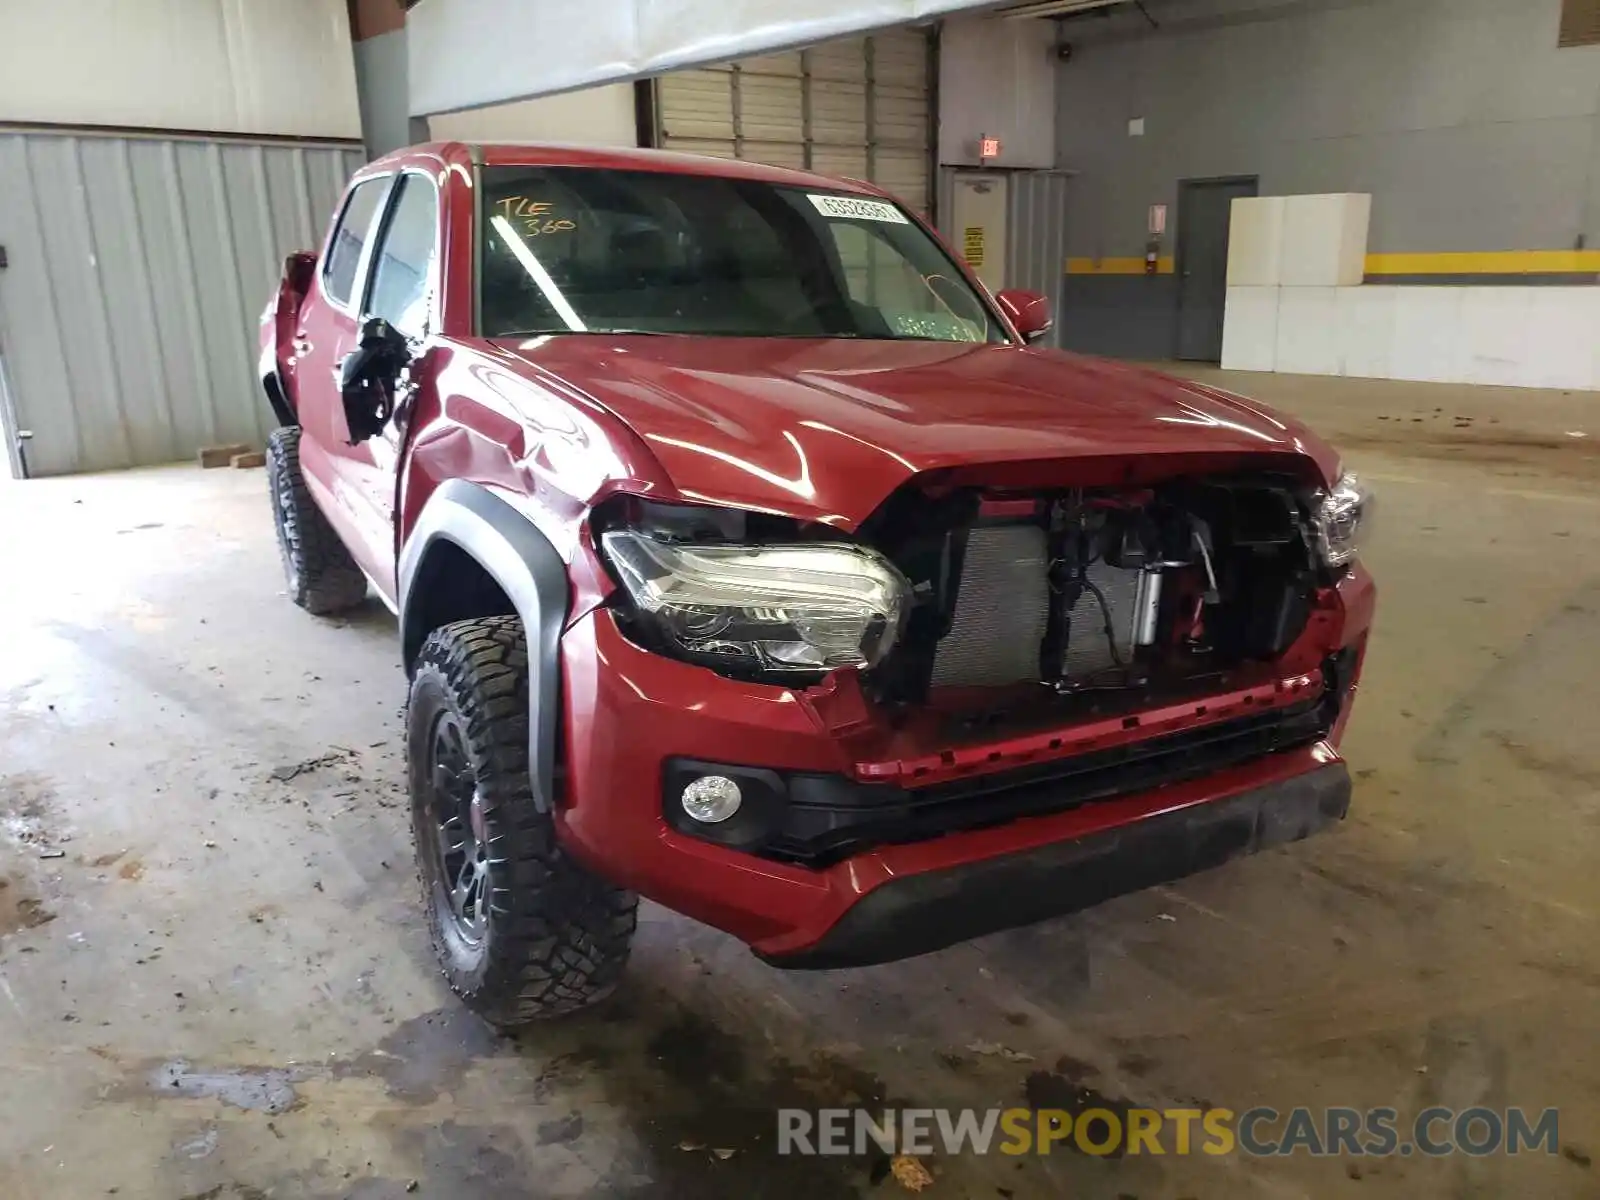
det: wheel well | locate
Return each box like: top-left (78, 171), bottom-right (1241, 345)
top-left (402, 539), bottom-right (518, 671)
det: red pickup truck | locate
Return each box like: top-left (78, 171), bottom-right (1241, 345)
top-left (258, 142), bottom-right (1374, 1029)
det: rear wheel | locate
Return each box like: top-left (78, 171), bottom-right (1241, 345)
top-left (265, 426), bottom-right (367, 614)
top-left (408, 615), bottom-right (638, 1027)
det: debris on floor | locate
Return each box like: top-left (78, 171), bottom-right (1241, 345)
top-left (890, 1155), bottom-right (935, 1192)
top-left (964, 1041), bottom-right (1034, 1063)
top-left (268, 749), bottom-right (353, 782)
top-left (197, 442), bottom-right (255, 469)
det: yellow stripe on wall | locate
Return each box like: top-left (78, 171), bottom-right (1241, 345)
top-left (1363, 250), bottom-right (1600, 275)
top-left (1066, 256), bottom-right (1176, 275)
top-left (1065, 251), bottom-right (1600, 277)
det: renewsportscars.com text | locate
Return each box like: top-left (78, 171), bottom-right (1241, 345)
top-left (778, 1105), bottom-right (1561, 1158)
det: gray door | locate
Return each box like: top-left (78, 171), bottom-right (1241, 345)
top-left (1175, 176), bottom-right (1256, 362)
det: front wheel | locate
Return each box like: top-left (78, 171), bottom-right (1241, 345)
top-left (408, 615), bottom-right (638, 1027)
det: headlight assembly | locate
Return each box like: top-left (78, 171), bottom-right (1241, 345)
top-left (600, 529), bottom-right (910, 677)
top-left (1313, 471), bottom-right (1371, 568)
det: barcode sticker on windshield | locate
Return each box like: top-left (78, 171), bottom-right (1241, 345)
top-left (808, 194), bottom-right (909, 224)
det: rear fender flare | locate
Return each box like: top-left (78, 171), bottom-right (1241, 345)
top-left (398, 480), bottom-right (569, 813)
top-left (259, 341), bottom-right (295, 427)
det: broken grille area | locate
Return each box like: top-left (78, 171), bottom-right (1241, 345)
top-left (760, 693), bottom-right (1333, 867)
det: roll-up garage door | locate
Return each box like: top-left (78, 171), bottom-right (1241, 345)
top-left (656, 27), bottom-right (933, 217)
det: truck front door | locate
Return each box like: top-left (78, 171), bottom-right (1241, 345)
top-left (334, 169), bottom-right (442, 601)
top-left (288, 172), bottom-right (394, 590)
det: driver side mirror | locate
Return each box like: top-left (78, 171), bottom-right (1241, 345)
top-left (337, 317), bottom-right (410, 444)
top-left (996, 289), bottom-right (1053, 345)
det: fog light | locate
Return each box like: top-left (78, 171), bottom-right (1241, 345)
top-left (681, 775), bottom-right (742, 824)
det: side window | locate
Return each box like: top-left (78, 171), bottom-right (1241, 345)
top-left (323, 178), bottom-right (389, 307)
top-left (366, 176), bottom-right (440, 337)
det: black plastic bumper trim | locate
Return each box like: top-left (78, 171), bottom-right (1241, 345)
top-left (759, 761), bottom-right (1351, 970)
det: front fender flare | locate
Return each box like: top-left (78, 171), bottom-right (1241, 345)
top-left (398, 480), bottom-right (569, 813)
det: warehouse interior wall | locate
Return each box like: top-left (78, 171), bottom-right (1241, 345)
top-left (347, 0), bottom-right (427, 158)
top-left (0, 0), bottom-right (361, 139)
top-left (938, 12), bottom-right (1058, 169)
top-left (0, 2), bottom-right (366, 475)
top-left (428, 86), bottom-right (640, 148)
top-left (1054, 0), bottom-right (1600, 360)
top-left (352, 28), bottom-right (416, 158)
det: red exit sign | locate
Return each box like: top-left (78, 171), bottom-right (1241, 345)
top-left (979, 136), bottom-right (1001, 159)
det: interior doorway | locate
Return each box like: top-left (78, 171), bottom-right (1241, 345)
top-left (1175, 175), bottom-right (1257, 362)
top-left (949, 173), bottom-right (1010, 294)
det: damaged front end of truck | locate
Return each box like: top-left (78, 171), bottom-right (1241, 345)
top-left (586, 445), bottom-right (1372, 905)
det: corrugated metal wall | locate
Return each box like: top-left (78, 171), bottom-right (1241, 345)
top-left (0, 129), bottom-right (363, 476)
top-left (937, 168), bottom-right (1072, 350)
top-left (1006, 170), bottom-right (1072, 351)
top-left (657, 28), bottom-right (935, 217)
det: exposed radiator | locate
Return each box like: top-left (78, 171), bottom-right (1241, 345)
top-left (1061, 560), bottom-right (1141, 677)
top-left (929, 525), bottom-right (1049, 687)
top-left (928, 524), bottom-right (1143, 688)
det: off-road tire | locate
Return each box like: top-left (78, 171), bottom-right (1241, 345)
top-left (408, 615), bottom-right (638, 1027)
top-left (265, 426), bottom-right (367, 614)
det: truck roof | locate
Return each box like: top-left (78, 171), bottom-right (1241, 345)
top-left (364, 141), bottom-right (887, 197)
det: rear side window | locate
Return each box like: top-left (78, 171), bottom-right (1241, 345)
top-left (322, 178), bottom-right (388, 306)
top-left (366, 175), bottom-right (439, 337)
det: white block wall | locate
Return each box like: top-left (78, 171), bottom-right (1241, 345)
top-left (1219, 286), bottom-right (1279, 372)
top-left (1279, 194), bottom-right (1370, 288)
top-left (1228, 194), bottom-right (1369, 289)
top-left (1222, 191), bottom-right (1598, 390)
top-left (1226, 198), bottom-right (1285, 288)
top-left (1223, 286), bottom-right (1600, 390)
top-left (1274, 287), bottom-right (1339, 376)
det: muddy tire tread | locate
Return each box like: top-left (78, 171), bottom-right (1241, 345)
top-left (266, 425), bottom-right (367, 615)
top-left (413, 615), bottom-right (637, 1026)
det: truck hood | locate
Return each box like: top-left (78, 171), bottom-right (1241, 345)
top-left (490, 336), bottom-right (1337, 528)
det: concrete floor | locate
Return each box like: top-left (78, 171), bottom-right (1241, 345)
top-left (1, 369), bottom-right (1598, 1199)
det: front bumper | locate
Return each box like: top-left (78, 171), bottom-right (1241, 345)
top-left (556, 564), bottom-right (1373, 962)
top-left (763, 761), bottom-right (1350, 968)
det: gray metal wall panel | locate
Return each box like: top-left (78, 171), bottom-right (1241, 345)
top-left (1058, 276), bottom-right (1178, 362)
top-left (0, 130), bottom-right (362, 476)
top-left (354, 30), bottom-right (414, 159)
top-left (938, 168), bottom-right (1072, 350)
top-left (1007, 171), bottom-right (1072, 350)
top-left (658, 30), bottom-right (933, 215)
top-left (0, 136), bottom-right (79, 475)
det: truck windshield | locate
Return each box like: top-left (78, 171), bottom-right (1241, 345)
top-left (478, 165), bottom-right (1006, 344)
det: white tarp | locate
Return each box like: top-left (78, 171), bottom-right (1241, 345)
top-left (408, 0), bottom-right (998, 116)
top-left (0, 0), bottom-right (360, 138)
